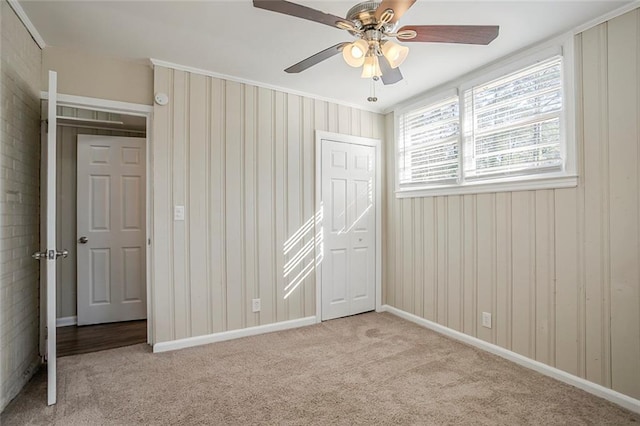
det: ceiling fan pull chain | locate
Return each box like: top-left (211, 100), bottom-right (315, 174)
top-left (368, 76), bottom-right (379, 103)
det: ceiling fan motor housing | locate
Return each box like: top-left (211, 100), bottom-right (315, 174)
top-left (346, 1), bottom-right (396, 34)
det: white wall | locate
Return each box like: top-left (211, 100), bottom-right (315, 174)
top-left (42, 46), bottom-right (153, 105)
top-left (383, 8), bottom-right (640, 400)
top-left (152, 65), bottom-right (384, 344)
top-left (0, 0), bottom-right (42, 411)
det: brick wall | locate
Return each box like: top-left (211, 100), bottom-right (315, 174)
top-left (0, 0), bottom-right (42, 412)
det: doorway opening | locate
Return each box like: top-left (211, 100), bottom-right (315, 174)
top-left (40, 100), bottom-right (152, 358)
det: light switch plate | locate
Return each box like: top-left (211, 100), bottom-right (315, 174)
top-left (174, 205), bottom-right (185, 221)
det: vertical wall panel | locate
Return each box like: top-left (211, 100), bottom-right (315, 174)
top-left (495, 193), bottom-right (512, 350)
top-left (475, 194), bottom-right (495, 344)
top-left (581, 26), bottom-right (611, 386)
top-left (351, 108), bottom-right (362, 136)
top-left (554, 188), bottom-right (580, 376)
top-left (383, 114), bottom-right (395, 307)
top-left (362, 110), bottom-right (375, 138)
top-left (274, 92), bottom-right (287, 323)
top-left (302, 97), bottom-right (315, 317)
top-left (257, 88), bottom-right (275, 325)
top-left (285, 94), bottom-right (303, 319)
top-left (607, 10), bottom-right (640, 399)
top-left (446, 196), bottom-right (462, 332)
top-left (172, 71), bottom-right (189, 339)
top-left (511, 191), bottom-right (537, 358)
top-left (338, 105), bottom-right (350, 134)
top-left (382, 113), bottom-right (393, 306)
top-left (327, 103), bottom-right (338, 133)
top-left (209, 78), bottom-right (226, 333)
top-left (244, 86), bottom-right (258, 328)
top-left (436, 197), bottom-right (447, 325)
top-left (413, 200), bottom-right (424, 317)
top-left (225, 81), bottom-right (244, 331)
top-left (534, 190), bottom-right (555, 367)
top-left (188, 73), bottom-right (209, 337)
top-left (422, 197), bottom-right (437, 322)
top-left (394, 197), bottom-right (403, 309)
top-left (462, 195), bottom-right (476, 336)
top-left (511, 191), bottom-right (535, 358)
top-left (314, 99), bottom-right (327, 133)
top-left (401, 200), bottom-right (413, 312)
top-left (152, 66), bottom-right (173, 342)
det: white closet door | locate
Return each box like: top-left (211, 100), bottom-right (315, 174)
top-left (321, 139), bottom-right (376, 320)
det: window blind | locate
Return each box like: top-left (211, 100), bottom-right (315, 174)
top-left (397, 96), bottom-right (460, 186)
top-left (463, 56), bottom-right (563, 179)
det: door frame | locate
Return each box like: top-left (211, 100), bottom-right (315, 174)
top-left (38, 92), bottom-right (154, 349)
top-left (314, 130), bottom-right (382, 322)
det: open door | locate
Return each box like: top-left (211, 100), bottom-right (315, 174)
top-left (33, 70), bottom-right (65, 405)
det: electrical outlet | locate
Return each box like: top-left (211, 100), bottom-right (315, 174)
top-left (252, 298), bottom-right (261, 313)
top-left (482, 312), bottom-right (492, 329)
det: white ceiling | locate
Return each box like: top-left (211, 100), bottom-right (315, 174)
top-left (20, 0), bottom-right (631, 112)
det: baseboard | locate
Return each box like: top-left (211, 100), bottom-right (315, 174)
top-left (153, 316), bottom-right (317, 353)
top-left (380, 305), bottom-right (640, 415)
top-left (56, 316), bottom-right (77, 327)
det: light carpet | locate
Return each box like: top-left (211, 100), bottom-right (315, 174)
top-left (2, 312), bottom-right (639, 425)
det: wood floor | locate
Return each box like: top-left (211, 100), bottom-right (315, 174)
top-left (57, 320), bottom-right (147, 357)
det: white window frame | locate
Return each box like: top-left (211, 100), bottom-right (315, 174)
top-left (394, 34), bottom-right (578, 198)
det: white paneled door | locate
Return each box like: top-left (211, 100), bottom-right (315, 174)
top-left (321, 139), bottom-right (376, 320)
top-left (77, 135), bottom-right (147, 325)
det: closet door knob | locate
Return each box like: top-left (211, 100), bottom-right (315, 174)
top-left (78, 236), bottom-right (88, 244)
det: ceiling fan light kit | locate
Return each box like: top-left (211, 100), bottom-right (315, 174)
top-left (381, 40), bottom-right (409, 69)
top-left (253, 0), bottom-right (499, 100)
top-left (361, 55), bottom-right (382, 79)
top-left (343, 39), bottom-right (369, 67)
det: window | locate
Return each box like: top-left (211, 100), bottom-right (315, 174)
top-left (395, 42), bottom-right (577, 197)
top-left (463, 56), bottom-right (563, 180)
top-left (397, 96), bottom-right (459, 187)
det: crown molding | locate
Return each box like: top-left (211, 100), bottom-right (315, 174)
top-left (149, 58), bottom-right (384, 114)
top-left (7, 0), bottom-right (46, 49)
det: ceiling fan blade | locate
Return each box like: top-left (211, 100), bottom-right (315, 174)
top-left (399, 25), bottom-right (499, 45)
top-left (285, 43), bottom-right (349, 74)
top-left (253, 0), bottom-right (350, 29)
top-left (379, 56), bottom-right (403, 85)
top-left (375, 0), bottom-right (417, 24)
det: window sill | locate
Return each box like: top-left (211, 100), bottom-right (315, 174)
top-left (395, 174), bottom-right (578, 198)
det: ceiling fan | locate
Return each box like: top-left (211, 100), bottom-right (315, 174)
top-left (253, 0), bottom-right (499, 87)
